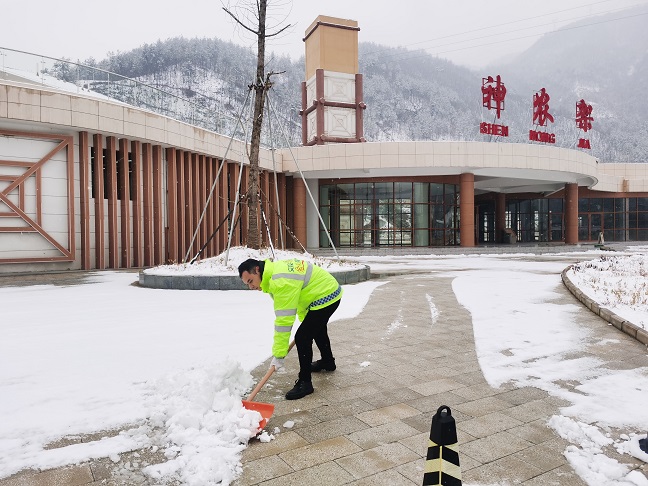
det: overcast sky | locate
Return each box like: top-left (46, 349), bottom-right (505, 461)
top-left (1, 0), bottom-right (646, 69)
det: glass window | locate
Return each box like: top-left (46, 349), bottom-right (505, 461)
top-left (431, 205), bottom-right (445, 228)
top-left (638, 212), bottom-right (648, 228)
top-left (444, 185), bottom-right (457, 206)
top-left (355, 183), bottom-right (372, 201)
top-left (320, 185), bottom-right (332, 206)
top-left (374, 183), bottom-right (392, 199)
top-left (549, 198), bottom-right (563, 212)
top-left (614, 198), bottom-right (626, 213)
top-left (395, 182), bottom-right (412, 199)
top-left (578, 198), bottom-right (589, 212)
top-left (602, 198), bottom-right (614, 212)
top-left (578, 215), bottom-right (589, 241)
top-left (589, 198), bottom-right (603, 212)
top-left (336, 184), bottom-right (354, 200)
top-left (430, 183), bottom-right (443, 204)
top-left (638, 198), bottom-right (648, 211)
top-left (319, 181), bottom-right (459, 248)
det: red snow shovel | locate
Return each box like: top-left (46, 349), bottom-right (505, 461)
top-left (242, 341), bottom-right (295, 431)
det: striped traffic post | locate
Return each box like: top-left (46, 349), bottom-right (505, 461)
top-left (423, 405), bottom-right (462, 486)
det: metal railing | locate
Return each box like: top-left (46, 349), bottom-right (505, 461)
top-left (0, 46), bottom-right (240, 136)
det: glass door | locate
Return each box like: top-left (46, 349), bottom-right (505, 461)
top-left (590, 213), bottom-right (603, 242)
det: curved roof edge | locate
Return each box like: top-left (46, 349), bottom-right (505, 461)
top-left (280, 141), bottom-right (648, 194)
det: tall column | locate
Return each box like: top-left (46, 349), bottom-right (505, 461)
top-left (460, 173), bottom-right (475, 247)
top-left (118, 138), bottom-right (131, 268)
top-left (495, 192), bottom-right (506, 243)
top-left (78, 132), bottom-right (91, 270)
top-left (217, 160), bottom-right (228, 253)
top-left (564, 183), bottom-right (579, 244)
top-left (152, 145), bottom-right (163, 264)
top-left (106, 136), bottom-right (119, 268)
top-left (277, 173), bottom-right (287, 249)
top-left (142, 143), bottom-right (154, 267)
top-left (293, 178), bottom-right (307, 248)
top-left (132, 141), bottom-right (143, 267)
top-left (92, 134), bottom-right (105, 269)
top-left (176, 150), bottom-right (186, 262)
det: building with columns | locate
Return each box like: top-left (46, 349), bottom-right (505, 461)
top-left (1, 15), bottom-right (648, 273)
top-left (289, 16), bottom-right (648, 251)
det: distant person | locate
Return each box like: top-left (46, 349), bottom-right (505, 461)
top-left (238, 258), bottom-right (342, 400)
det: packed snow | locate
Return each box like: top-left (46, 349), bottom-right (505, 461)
top-left (1, 246), bottom-right (648, 485)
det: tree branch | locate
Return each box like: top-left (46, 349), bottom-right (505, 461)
top-left (222, 7), bottom-right (259, 36)
top-left (266, 23), bottom-right (291, 38)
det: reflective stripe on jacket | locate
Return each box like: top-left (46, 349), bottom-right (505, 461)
top-left (260, 258), bottom-right (342, 358)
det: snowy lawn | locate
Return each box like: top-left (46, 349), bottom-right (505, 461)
top-left (567, 251), bottom-right (648, 330)
top-left (0, 249), bottom-right (378, 485)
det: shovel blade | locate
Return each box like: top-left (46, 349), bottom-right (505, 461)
top-left (242, 400), bottom-right (275, 430)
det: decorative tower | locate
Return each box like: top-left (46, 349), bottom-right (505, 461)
top-left (301, 16), bottom-right (366, 146)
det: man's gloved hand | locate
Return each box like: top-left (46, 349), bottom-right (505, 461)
top-left (270, 357), bottom-right (285, 371)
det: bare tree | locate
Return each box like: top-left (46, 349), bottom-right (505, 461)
top-left (223, 0), bottom-right (291, 249)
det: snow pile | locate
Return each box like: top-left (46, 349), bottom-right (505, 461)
top-left (144, 246), bottom-right (364, 276)
top-left (141, 360), bottom-right (259, 486)
top-left (549, 416), bottom-right (648, 486)
top-left (567, 253), bottom-right (648, 330)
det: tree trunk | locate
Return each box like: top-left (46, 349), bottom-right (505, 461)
top-left (246, 0), bottom-right (268, 250)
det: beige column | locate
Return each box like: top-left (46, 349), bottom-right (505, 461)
top-left (142, 143), bottom-right (154, 267)
top-left (460, 173), bottom-right (475, 247)
top-left (119, 138), bottom-right (131, 268)
top-left (564, 183), bottom-right (579, 244)
top-left (132, 141), bottom-right (143, 267)
top-left (92, 134), bottom-right (105, 269)
top-left (293, 178), bottom-right (307, 248)
top-left (78, 132), bottom-right (91, 270)
top-left (106, 136), bottom-right (119, 268)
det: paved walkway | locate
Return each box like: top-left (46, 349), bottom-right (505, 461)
top-left (234, 268), bottom-right (645, 485)
top-left (2, 249), bottom-right (648, 485)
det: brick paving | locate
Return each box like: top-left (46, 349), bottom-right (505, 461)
top-left (2, 249), bottom-right (648, 485)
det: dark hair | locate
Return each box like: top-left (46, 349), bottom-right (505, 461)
top-left (238, 258), bottom-right (264, 278)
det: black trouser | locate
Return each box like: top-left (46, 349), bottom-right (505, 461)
top-left (295, 299), bottom-right (340, 382)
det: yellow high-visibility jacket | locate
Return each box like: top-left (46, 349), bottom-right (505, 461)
top-left (260, 259), bottom-right (342, 358)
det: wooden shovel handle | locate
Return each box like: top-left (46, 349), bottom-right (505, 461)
top-left (246, 340), bottom-right (295, 402)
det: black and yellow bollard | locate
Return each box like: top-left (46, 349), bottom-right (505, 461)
top-left (423, 405), bottom-right (462, 486)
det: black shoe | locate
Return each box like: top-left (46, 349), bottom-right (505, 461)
top-left (311, 359), bottom-right (336, 372)
top-left (285, 379), bottom-right (314, 400)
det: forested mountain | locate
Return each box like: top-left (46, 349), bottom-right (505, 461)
top-left (78, 4), bottom-right (648, 163)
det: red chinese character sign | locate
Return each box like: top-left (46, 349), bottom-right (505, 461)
top-left (480, 75), bottom-right (509, 137)
top-left (529, 88), bottom-right (556, 144)
top-left (576, 99), bottom-right (593, 149)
